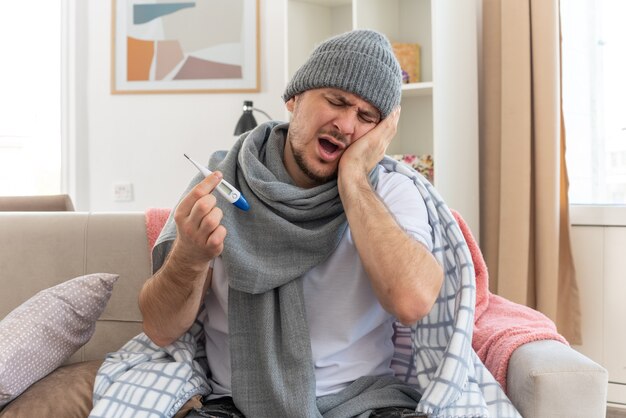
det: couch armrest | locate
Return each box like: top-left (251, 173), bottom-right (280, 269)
top-left (507, 340), bottom-right (608, 417)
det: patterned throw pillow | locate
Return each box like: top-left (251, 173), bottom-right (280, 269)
top-left (0, 273), bottom-right (118, 407)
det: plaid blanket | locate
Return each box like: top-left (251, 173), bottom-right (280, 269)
top-left (90, 157), bottom-right (521, 418)
top-left (378, 157), bottom-right (520, 417)
top-left (90, 310), bottom-right (210, 418)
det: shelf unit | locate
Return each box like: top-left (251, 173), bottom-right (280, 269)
top-left (287, 0), bottom-right (480, 234)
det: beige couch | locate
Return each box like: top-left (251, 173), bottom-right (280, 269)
top-left (0, 194), bottom-right (75, 211)
top-left (0, 212), bottom-right (609, 417)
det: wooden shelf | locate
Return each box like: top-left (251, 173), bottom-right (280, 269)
top-left (295, 0), bottom-right (351, 5)
top-left (401, 82), bottom-right (433, 97)
top-left (286, 0), bottom-right (479, 235)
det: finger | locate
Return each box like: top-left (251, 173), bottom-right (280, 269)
top-left (392, 105), bottom-right (401, 120)
top-left (188, 193), bottom-right (219, 231)
top-left (175, 171), bottom-right (224, 220)
top-left (197, 205), bottom-right (223, 239)
top-left (381, 106), bottom-right (401, 133)
top-left (205, 224), bottom-right (227, 256)
top-left (366, 106), bottom-right (401, 140)
top-left (378, 106), bottom-right (402, 147)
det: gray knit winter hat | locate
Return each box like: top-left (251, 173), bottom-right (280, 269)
top-left (283, 29), bottom-right (402, 119)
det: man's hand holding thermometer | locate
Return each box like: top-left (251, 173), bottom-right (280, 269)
top-left (184, 154), bottom-right (250, 211)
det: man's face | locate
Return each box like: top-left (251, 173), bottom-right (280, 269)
top-left (284, 88), bottom-right (381, 188)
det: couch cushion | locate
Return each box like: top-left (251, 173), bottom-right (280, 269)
top-left (0, 212), bottom-right (152, 362)
top-left (0, 360), bottom-right (201, 418)
top-left (0, 213), bottom-right (90, 318)
top-left (0, 360), bottom-right (101, 417)
top-left (0, 273), bottom-right (118, 406)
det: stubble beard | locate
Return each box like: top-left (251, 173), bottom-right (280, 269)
top-left (287, 126), bottom-right (338, 186)
top-left (292, 146), bottom-right (338, 186)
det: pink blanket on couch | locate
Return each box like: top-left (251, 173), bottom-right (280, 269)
top-left (451, 209), bottom-right (568, 392)
top-left (145, 208), bottom-right (171, 251)
top-left (145, 207), bottom-right (567, 392)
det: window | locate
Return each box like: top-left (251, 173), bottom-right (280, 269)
top-left (0, 2), bottom-right (62, 196)
top-left (561, 0), bottom-right (626, 205)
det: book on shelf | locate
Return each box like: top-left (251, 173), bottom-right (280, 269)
top-left (392, 43), bottom-right (421, 84)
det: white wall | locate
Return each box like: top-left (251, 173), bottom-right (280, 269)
top-left (73, 1), bottom-right (287, 211)
top-left (570, 206), bottom-right (626, 405)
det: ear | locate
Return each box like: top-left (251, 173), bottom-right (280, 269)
top-left (285, 96), bottom-right (296, 112)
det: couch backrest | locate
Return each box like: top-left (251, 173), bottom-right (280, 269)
top-left (0, 194), bottom-right (75, 211)
top-left (0, 212), bottom-right (150, 363)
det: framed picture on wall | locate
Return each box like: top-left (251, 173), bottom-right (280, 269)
top-left (111, 0), bottom-right (260, 94)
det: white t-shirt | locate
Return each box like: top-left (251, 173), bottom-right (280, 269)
top-left (203, 166), bottom-right (432, 398)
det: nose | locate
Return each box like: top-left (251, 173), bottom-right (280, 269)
top-left (332, 109), bottom-right (357, 140)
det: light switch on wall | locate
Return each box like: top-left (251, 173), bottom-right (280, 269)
top-left (113, 183), bottom-right (134, 202)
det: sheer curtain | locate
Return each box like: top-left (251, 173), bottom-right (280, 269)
top-left (0, 1), bottom-right (63, 196)
top-left (479, 0), bottom-right (581, 343)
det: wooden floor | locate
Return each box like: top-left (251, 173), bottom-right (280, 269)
top-left (608, 405), bottom-right (626, 418)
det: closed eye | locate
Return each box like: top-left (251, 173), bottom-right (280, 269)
top-left (325, 94), bottom-right (380, 124)
top-left (327, 98), bottom-right (344, 107)
top-left (358, 112), bottom-right (378, 124)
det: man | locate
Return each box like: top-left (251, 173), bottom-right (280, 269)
top-left (140, 29), bottom-right (444, 418)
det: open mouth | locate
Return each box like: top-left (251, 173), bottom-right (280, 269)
top-left (316, 132), bottom-right (346, 162)
top-left (319, 138), bottom-right (339, 154)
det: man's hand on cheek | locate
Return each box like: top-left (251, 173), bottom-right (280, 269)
top-left (339, 106), bottom-right (401, 180)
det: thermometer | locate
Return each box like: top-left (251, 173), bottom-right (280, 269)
top-left (184, 154), bottom-right (250, 211)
